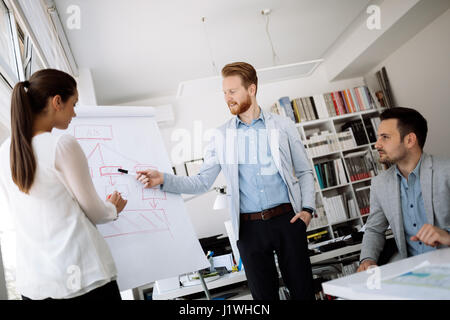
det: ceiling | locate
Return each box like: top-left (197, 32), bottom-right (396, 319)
top-left (54, 0), bottom-right (372, 105)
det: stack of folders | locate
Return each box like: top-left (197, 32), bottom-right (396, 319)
top-left (314, 158), bottom-right (348, 189)
top-left (344, 150), bottom-right (376, 182)
top-left (270, 86), bottom-right (377, 123)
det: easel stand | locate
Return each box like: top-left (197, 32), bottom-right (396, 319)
top-left (198, 271), bottom-right (212, 300)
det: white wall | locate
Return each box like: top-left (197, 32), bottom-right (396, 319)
top-left (119, 64), bottom-right (367, 239)
top-left (364, 8), bottom-right (450, 157)
top-left (0, 122), bottom-right (8, 144)
top-left (76, 68), bottom-right (98, 106)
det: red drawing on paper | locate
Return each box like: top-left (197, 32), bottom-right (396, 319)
top-left (74, 125), bottom-right (172, 239)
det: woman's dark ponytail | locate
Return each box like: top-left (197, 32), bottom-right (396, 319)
top-left (10, 81), bottom-right (36, 194)
top-left (9, 69), bottom-right (76, 194)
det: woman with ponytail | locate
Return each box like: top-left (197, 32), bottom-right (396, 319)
top-left (0, 69), bottom-right (127, 300)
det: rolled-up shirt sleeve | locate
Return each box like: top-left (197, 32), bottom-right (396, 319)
top-left (55, 134), bottom-right (117, 224)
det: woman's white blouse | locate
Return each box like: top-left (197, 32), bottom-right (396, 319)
top-left (0, 133), bottom-right (118, 299)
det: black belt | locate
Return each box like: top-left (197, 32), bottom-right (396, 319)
top-left (240, 203), bottom-right (293, 221)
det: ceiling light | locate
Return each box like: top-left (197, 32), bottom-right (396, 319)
top-left (176, 59), bottom-right (323, 98)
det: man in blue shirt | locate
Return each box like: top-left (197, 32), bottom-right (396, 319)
top-left (358, 107), bottom-right (450, 272)
top-left (136, 62), bottom-right (315, 300)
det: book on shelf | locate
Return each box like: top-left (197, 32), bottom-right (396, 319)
top-left (355, 187), bottom-right (371, 215)
top-left (370, 149), bottom-right (389, 174)
top-left (381, 67), bottom-right (395, 107)
top-left (272, 85), bottom-right (377, 123)
top-left (375, 67), bottom-right (395, 108)
top-left (322, 194), bottom-right (349, 224)
top-left (323, 92), bottom-right (337, 117)
top-left (314, 158), bottom-right (348, 189)
top-left (343, 150), bottom-right (376, 182)
top-left (337, 129), bottom-right (357, 150)
top-left (363, 116), bottom-right (380, 143)
top-left (307, 206), bottom-right (328, 231)
top-left (291, 99), bottom-right (301, 122)
top-left (341, 119), bottom-right (369, 146)
top-left (278, 96), bottom-right (296, 123)
top-left (305, 131), bottom-right (340, 158)
top-left (347, 198), bottom-right (360, 219)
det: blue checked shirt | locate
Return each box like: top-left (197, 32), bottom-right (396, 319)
top-left (236, 111), bottom-right (291, 213)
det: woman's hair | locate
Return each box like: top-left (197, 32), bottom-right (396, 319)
top-left (10, 69), bottom-right (77, 193)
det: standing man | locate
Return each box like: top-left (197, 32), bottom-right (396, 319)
top-left (137, 62), bottom-right (315, 300)
top-left (358, 107), bottom-right (450, 272)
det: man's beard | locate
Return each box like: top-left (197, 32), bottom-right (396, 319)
top-left (228, 96), bottom-right (252, 115)
top-left (378, 148), bottom-right (407, 165)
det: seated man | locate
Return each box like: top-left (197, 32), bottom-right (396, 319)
top-left (358, 107), bottom-right (450, 272)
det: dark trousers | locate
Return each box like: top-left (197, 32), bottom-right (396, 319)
top-left (237, 211), bottom-right (314, 300)
top-left (22, 280), bottom-right (122, 301)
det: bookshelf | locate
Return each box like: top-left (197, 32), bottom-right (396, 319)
top-left (271, 87), bottom-right (387, 246)
top-left (300, 108), bottom-right (384, 244)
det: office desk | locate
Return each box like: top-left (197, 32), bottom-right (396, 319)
top-left (151, 242), bottom-right (369, 300)
top-left (322, 247), bottom-right (450, 299)
top-left (152, 271), bottom-right (249, 300)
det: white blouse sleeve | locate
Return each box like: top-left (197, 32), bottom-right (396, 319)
top-left (54, 134), bottom-right (117, 224)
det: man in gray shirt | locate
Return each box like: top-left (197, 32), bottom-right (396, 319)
top-left (358, 107), bottom-right (450, 272)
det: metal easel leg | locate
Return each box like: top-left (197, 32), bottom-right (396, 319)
top-left (197, 271), bottom-right (212, 300)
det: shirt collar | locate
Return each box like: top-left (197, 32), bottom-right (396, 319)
top-left (236, 107), bottom-right (264, 127)
top-left (395, 153), bottom-right (424, 180)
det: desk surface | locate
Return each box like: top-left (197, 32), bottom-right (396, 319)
top-left (322, 247), bottom-right (450, 300)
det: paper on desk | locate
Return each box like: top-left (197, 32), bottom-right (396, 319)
top-left (382, 263), bottom-right (450, 291)
top-left (349, 261), bottom-right (450, 300)
top-left (212, 254), bottom-right (234, 271)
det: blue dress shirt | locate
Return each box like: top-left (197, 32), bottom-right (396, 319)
top-left (236, 111), bottom-right (291, 213)
top-left (396, 155), bottom-right (436, 257)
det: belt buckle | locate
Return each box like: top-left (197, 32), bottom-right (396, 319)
top-left (261, 209), bottom-right (270, 221)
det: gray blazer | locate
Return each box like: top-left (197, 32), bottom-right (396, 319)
top-left (360, 153), bottom-right (450, 262)
top-left (161, 110), bottom-right (315, 240)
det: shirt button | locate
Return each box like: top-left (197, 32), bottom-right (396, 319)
top-left (260, 190), bottom-right (263, 193)
top-left (413, 224), bottom-right (417, 227)
top-left (419, 242), bottom-right (422, 245)
top-left (410, 204), bottom-right (414, 208)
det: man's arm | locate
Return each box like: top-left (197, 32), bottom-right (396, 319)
top-left (284, 120), bottom-right (315, 226)
top-left (137, 139), bottom-right (221, 194)
top-left (358, 181), bottom-right (390, 271)
top-left (285, 120), bottom-right (315, 210)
